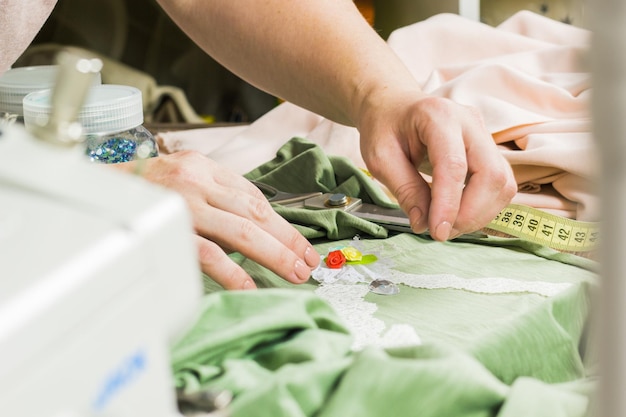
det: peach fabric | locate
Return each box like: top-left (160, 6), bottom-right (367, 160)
top-left (388, 12), bottom-right (596, 220)
top-left (0, 0), bottom-right (58, 75)
top-left (157, 11), bottom-right (597, 221)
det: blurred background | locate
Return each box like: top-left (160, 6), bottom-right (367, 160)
top-left (16, 0), bottom-right (586, 125)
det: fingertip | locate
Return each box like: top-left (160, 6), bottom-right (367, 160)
top-left (242, 279), bottom-right (257, 290)
top-left (293, 259), bottom-right (312, 283)
top-left (433, 221), bottom-right (453, 241)
top-left (304, 245), bottom-right (320, 268)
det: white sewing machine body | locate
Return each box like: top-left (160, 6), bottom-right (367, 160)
top-left (0, 123), bottom-right (202, 416)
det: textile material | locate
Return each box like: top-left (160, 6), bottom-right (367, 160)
top-left (157, 100), bottom-right (325, 170)
top-left (157, 11), bottom-right (597, 221)
top-left (244, 137), bottom-right (393, 240)
top-left (0, 0), bottom-right (58, 75)
top-left (172, 262), bottom-right (596, 417)
top-left (172, 138), bottom-right (598, 417)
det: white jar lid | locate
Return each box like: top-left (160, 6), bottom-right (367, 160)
top-left (23, 84), bottom-right (144, 135)
top-left (0, 65), bottom-right (101, 116)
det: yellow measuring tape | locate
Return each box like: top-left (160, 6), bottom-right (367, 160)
top-left (484, 204), bottom-right (599, 252)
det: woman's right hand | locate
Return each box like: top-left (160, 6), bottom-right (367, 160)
top-left (112, 151), bottom-right (320, 290)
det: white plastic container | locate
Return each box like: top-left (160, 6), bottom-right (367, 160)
top-left (23, 84), bottom-right (158, 163)
top-left (0, 65), bottom-right (102, 121)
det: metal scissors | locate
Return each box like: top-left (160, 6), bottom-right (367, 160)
top-left (251, 180), bottom-right (486, 238)
top-left (252, 181), bottom-right (324, 207)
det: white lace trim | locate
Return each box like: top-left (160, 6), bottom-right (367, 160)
top-left (312, 264), bottom-right (572, 298)
top-left (315, 284), bottom-right (421, 351)
top-left (313, 262), bottom-right (572, 350)
top-left (389, 271), bottom-right (572, 297)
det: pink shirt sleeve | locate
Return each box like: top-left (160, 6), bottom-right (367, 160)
top-left (0, 0), bottom-right (58, 75)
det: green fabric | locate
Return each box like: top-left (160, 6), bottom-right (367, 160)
top-left (244, 137), bottom-right (392, 240)
top-left (173, 138), bottom-right (599, 417)
top-left (171, 288), bottom-right (595, 417)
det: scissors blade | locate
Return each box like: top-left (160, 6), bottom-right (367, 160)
top-left (351, 202), bottom-right (488, 239)
top-left (350, 203), bottom-right (412, 232)
top-left (251, 180), bottom-right (322, 206)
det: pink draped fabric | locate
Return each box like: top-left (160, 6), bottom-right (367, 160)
top-left (0, 0), bottom-right (58, 75)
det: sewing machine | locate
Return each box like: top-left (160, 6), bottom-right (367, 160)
top-left (0, 53), bottom-right (204, 416)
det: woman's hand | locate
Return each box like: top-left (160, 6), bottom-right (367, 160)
top-left (357, 92), bottom-right (517, 241)
top-left (114, 151), bottom-right (319, 290)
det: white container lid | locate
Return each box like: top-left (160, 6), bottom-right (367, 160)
top-left (23, 84), bottom-right (144, 135)
top-left (0, 65), bottom-right (101, 116)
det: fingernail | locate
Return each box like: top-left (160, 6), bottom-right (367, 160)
top-left (435, 221), bottom-right (453, 241)
top-left (242, 279), bottom-right (256, 290)
top-left (409, 206), bottom-right (426, 233)
top-left (294, 259), bottom-right (311, 282)
top-left (304, 246), bottom-right (320, 268)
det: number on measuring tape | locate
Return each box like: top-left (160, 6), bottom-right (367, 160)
top-left (486, 204), bottom-right (599, 252)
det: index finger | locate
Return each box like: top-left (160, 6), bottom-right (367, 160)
top-left (197, 202), bottom-right (316, 285)
top-left (453, 134), bottom-right (516, 233)
top-left (424, 124), bottom-right (468, 241)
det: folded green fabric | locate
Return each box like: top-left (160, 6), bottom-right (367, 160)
top-left (181, 233), bottom-right (597, 416)
top-left (244, 137), bottom-right (393, 207)
top-left (244, 137), bottom-right (392, 240)
top-left (171, 290), bottom-right (353, 413)
top-left (171, 288), bottom-right (595, 417)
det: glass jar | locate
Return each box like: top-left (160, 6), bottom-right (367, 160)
top-left (0, 65), bottom-right (101, 124)
top-left (23, 84), bottom-right (158, 163)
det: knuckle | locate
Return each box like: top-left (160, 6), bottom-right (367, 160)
top-left (465, 104), bottom-right (483, 120)
top-left (458, 102), bottom-right (484, 124)
top-left (173, 151), bottom-right (218, 182)
top-left (196, 239), bottom-right (222, 265)
top-left (285, 227), bottom-right (305, 251)
top-left (235, 218), bottom-right (258, 242)
top-left (491, 167), bottom-right (518, 200)
top-left (393, 181), bottom-right (419, 208)
top-left (218, 267), bottom-right (247, 290)
top-left (361, 149), bottom-right (386, 178)
top-left (196, 239), bottom-right (247, 289)
top-left (175, 149), bottom-right (206, 163)
top-left (419, 95), bottom-right (447, 110)
top-left (156, 152), bottom-right (202, 183)
top-left (248, 196), bottom-right (274, 223)
top-left (249, 184), bottom-right (267, 200)
top-left (169, 150), bottom-right (205, 169)
top-left (503, 177), bottom-right (518, 200)
top-left (444, 154), bottom-right (468, 181)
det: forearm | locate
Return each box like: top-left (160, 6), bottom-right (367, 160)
top-left (155, 0), bottom-right (424, 126)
